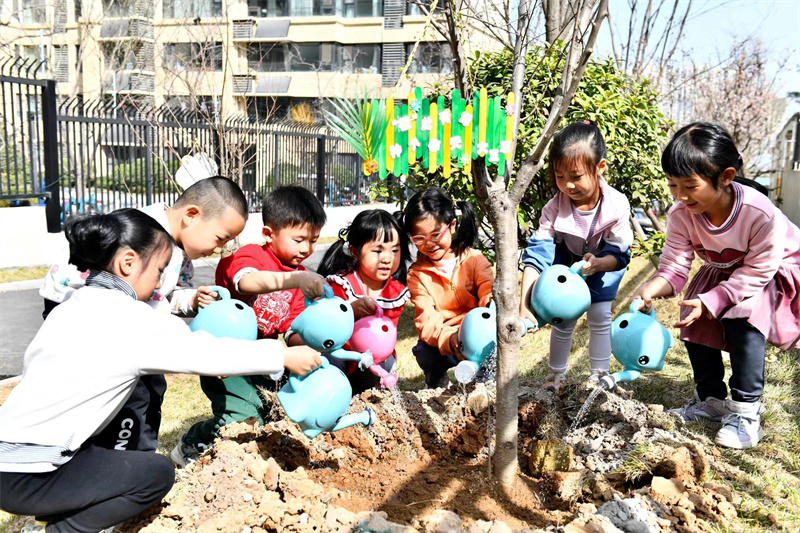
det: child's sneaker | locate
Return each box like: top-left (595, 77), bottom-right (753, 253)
top-left (586, 369), bottom-right (605, 386)
top-left (668, 392), bottom-right (731, 422)
top-left (715, 399), bottom-right (764, 449)
top-left (543, 369), bottom-right (566, 392)
top-left (21, 521), bottom-right (46, 533)
top-left (170, 433), bottom-right (204, 468)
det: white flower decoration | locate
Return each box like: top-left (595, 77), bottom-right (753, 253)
top-left (488, 149), bottom-right (500, 163)
top-left (389, 144), bottom-right (403, 159)
top-left (500, 140), bottom-right (512, 154)
top-left (460, 153), bottom-right (471, 165)
top-left (477, 142), bottom-right (489, 157)
top-left (450, 136), bottom-right (463, 151)
top-left (428, 139), bottom-right (441, 152)
top-left (408, 138), bottom-right (421, 150)
top-left (439, 109), bottom-right (451, 125)
top-left (410, 112), bottom-right (418, 121)
top-left (421, 116), bottom-right (433, 131)
top-left (458, 112), bottom-right (473, 127)
top-left (397, 115), bottom-right (412, 132)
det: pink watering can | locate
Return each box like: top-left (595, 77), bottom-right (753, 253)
top-left (349, 306), bottom-right (398, 389)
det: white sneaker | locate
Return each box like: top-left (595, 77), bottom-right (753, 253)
top-left (668, 392), bottom-right (731, 422)
top-left (715, 399), bottom-right (764, 449)
top-left (543, 369), bottom-right (566, 392)
top-left (170, 434), bottom-right (205, 468)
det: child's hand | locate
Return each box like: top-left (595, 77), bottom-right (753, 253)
top-left (631, 284), bottom-right (655, 313)
top-left (298, 272), bottom-right (328, 300)
top-left (195, 286), bottom-right (222, 309)
top-left (581, 253), bottom-right (599, 277)
top-left (284, 345), bottom-right (322, 375)
top-left (519, 308), bottom-right (539, 334)
top-left (351, 297), bottom-right (378, 318)
top-left (675, 299), bottom-right (712, 328)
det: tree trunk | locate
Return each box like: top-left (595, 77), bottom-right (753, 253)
top-left (543, 0), bottom-right (565, 44)
top-left (487, 189), bottom-right (525, 486)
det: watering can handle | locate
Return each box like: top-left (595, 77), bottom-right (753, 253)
top-left (304, 284), bottom-right (334, 308)
top-left (630, 298), bottom-right (656, 317)
top-left (570, 260), bottom-right (590, 280)
top-left (205, 285), bottom-right (231, 301)
top-left (288, 357), bottom-right (329, 389)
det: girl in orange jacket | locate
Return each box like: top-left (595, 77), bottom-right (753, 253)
top-left (401, 188), bottom-right (494, 388)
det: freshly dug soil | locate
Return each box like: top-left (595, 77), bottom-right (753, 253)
top-left (123, 381), bottom-right (746, 533)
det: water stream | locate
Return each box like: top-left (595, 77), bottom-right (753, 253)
top-left (567, 387), bottom-right (604, 435)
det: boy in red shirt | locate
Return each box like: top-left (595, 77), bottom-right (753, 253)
top-left (173, 186), bottom-right (327, 466)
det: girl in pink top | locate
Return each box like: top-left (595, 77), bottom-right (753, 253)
top-left (634, 122), bottom-right (800, 450)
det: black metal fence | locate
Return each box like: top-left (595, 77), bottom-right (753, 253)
top-left (0, 58), bottom-right (61, 231)
top-left (1, 60), bottom-right (381, 232)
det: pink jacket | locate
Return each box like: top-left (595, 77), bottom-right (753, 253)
top-left (657, 182), bottom-right (800, 318)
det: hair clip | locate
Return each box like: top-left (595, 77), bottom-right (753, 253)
top-left (738, 152), bottom-right (743, 160)
top-left (582, 120), bottom-right (591, 125)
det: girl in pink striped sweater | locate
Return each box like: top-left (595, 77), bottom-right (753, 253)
top-left (633, 122), bottom-right (800, 450)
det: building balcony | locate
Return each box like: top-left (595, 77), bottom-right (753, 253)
top-left (101, 0), bottom-right (155, 18)
top-left (98, 19), bottom-right (155, 41)
top-left (103, 71), bottom-right (155, 94)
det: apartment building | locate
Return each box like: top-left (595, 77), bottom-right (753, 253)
top-left (0, 0), bottom-right (496, 121)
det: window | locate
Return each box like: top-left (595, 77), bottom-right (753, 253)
top-left (406, 42), bottom-right (451, 74)
top-left (338, 44), bottom-right (380, 74)
top-left (20, 0), bottom-right (47, 23)
top-left (164, 42), bottom-right (223, 71)
top-left (18, 44), bottom-right (46, 71)
top-left (248, 43), bottom-right (287, 72)
top-left (343, 0), bottom-right (381, 17)
top-left (406, 0), bottom-right (438, 16)
top-left (102, 43), bottom-right (137, 71)
top-left (163, 0), bottom-right (223, 18)
top-left (103, 0), bottom-right (134, 17)
top-left (248, 0), bottom-right (288, 17)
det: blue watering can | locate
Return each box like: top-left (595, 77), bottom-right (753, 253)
top-left (598, 299), bottom-right (674, 391)
top-left (529, 261), bottom-right (591, 327)
top-left (277, 358), bottom-right (376, 438)
top-left (290, 285), bottom-right (373, 368)
top-left (454, 303), bottom-right (537, 384)
top-left (190, 285), bottom-right (258, 340)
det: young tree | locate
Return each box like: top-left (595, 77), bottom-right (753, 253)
top-left (414, 0), bottom-right (611, 485)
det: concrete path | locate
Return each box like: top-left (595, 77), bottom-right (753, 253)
top-left (0, 245), bottom-right (329, 380)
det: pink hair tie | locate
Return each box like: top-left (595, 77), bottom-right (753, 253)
top-left (738, 152), bottom-right (743, 160)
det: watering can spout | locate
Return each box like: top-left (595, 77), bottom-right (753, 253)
top-left (332, 408), bottom-right (377, 432)
top-left (597, 368), bottom-right (643, 391)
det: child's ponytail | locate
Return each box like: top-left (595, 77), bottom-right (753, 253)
top-left (316, 228), bottom-right (358, 278)
top-left (66, 209), bottom-right (172, 272)
top-left (452, 200), bottom-right (477, 256)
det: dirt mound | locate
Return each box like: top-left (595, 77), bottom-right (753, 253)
top-left (123, 382), bottom-right (744, 532)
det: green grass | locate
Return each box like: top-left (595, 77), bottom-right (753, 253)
top-left (0, 266), bottom-right (49, 284)
top-left (2, 256), bottom-right (799, 532)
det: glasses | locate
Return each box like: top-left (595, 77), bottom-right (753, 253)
top-left (410, 225), bottom-right (450, 246)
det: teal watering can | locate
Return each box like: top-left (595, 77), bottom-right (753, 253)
top-left (454, 303), bottom-right (537, 384)
top-left (290, 285), bottom-right (373, 368)
top-left (529, 260), bottom-right (591, 327)
top-left (189, 285), bottom-right (257, 340)
top-left (598, 299), bottom-right (674, 391)
top-left (279, 285), bottom-right (376, 437)
top-left (277, 358), bottom-right (376, 438)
